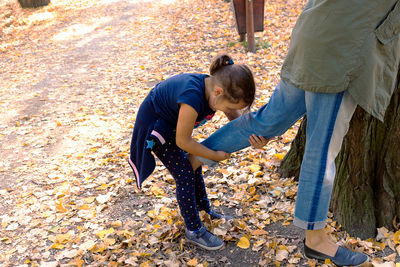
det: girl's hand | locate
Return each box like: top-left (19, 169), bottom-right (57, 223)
top-left (187, 153), bottom-right (203, 171)
top-left (214, 151), bottom-right (231, 161)
top-left (249, 134), bottom-right (270, 149)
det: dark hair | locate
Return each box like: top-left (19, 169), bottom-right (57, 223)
top-left (209, 53), bottom-right (256, 109)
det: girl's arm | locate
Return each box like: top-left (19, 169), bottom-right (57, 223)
top-left (176, 104), bottom-right (230, 161)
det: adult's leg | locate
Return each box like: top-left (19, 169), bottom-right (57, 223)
top-left (199, 80), bottom-right (306, 165)
top-left (152, 140), bottom-right (202, 231)
top-left (293, 90), bottom-right (357, 256)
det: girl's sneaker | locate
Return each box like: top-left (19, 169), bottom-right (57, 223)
top-left (185, 226), bottom-right (223, 250)
top-left (208, 209), bottom-right (234, 221)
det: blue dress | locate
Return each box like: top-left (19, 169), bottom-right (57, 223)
top-left (129, 73), bottom-right (215, 189)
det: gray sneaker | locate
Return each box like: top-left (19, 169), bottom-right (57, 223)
top-left (185, 226), bottom-right (223, 250)
top-left (208, 209), bottom-right (234, 221)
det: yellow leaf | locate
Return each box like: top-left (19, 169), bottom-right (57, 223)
top-left (103, 238), bottom-right (116, 246)
top-left (85, 197), bottom-right (95, 203)
top-left (307, 259), bottom-right (317, 267)
top-left (147, 210), bottom-right (156, 219)
top-left (213, 199), bottom-right (221, 207)
top-left (91, 243), bottom-right (107, 253)
top-left (96, 183), bottom-right (108, 190)
top-left (273, 153), bottom-right (285, 161)
top-left (150, 185), bottom-right (166, 197)
top-left (248, 164), bottom-right (261, 172)
top-left (396, 263), bottom-right (400, 267)
top-left (237, 236), bottom-right (250, 249)
top-left (110, 220), bottom-right (122, 227)
top-left (140, 252), bottom-right (152, 257)
top-left (51, 243), bottom-right (64, 249)
top-left (97, 228), bottom-right (114, 239)
top-left (252, 229), bottom-right (268, 235)
top-left (237, 220), bottom-right (248, 230)
top-left (376, 241), bottom-right (385, 250)
top-left (187, 258), bottom-right (198, 266)
top-left (55, 233), bottom-right (71, 243)
top-left (79, 240), bottom-right (96, 251)
top-left (56, 200), bottom-right (67, 213)
top-left (157, 208), bottom-right (172, 221)
top-left (393, 230), bottom-right (400, 245)
top-left (79, 204), bottom-right (90, 210)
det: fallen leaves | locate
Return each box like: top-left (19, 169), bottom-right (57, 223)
top-left (393, 231), bottom-right (400, 245)
top-left (1, 0), bottom-right (399, 266)
top-left (237, 236), bottom-right (250, 249)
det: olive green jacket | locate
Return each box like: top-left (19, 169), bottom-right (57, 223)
top-left (281, 0), bottom-right (400, 121)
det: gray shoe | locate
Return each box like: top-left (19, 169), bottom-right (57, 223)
top-left (304, 240), bottom-right (369, 267)
top-left (185, 226), bottom-right (223, 250)
top-left (208, 209), bottom-right (234, 221)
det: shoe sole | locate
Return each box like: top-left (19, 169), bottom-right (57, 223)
top-left (185, 237), bottom-right (223, 251)
top-left (304, 255), bottom-right (370, 267)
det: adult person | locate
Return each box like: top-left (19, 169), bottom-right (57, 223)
top-left (192, 0), bottom-right (400, 265)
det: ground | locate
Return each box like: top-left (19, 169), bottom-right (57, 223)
top-left (0, 0), bottom-right (400, 266)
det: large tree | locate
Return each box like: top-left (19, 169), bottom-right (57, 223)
top-left (279, 70), bottom-right (400, 239)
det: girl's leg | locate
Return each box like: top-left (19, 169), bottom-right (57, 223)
top-left (194, 166), bottom-right (233, 220)
top-left (199, 80), bottom-right (306, 165)
top-left (193, 167), bottom-right (211, 213)
top-left (152, 140), bottom-right (202, 231)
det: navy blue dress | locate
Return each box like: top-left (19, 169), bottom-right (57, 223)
top-left (129, 73), bottom-right (215, 190)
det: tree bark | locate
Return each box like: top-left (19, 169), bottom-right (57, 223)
top-left (279, 73), bottom-right (400, 239)
top-left (18, 0), bottom-right (50, 8)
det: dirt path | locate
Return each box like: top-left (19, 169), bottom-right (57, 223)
top-left (1, 0), bottom-right (398, 266)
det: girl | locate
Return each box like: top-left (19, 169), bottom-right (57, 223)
top-left (129, 54), bottom-right (266, 250)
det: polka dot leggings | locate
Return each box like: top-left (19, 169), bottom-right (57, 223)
top-left (152, 139), bottom-right (210, 231)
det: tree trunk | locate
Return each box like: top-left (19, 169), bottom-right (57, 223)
top-left (18, 0), bottom-right (50, 8)
top-left (279, 73), bottom-right (400, 239)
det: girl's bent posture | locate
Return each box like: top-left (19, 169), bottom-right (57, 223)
top-left (129, 54), bottom-right (262, 250)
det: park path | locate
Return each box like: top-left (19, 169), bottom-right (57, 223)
top-left (2, 0), bottom-right (397, 266)
top-left (0, 0), bottom-right (197, 190)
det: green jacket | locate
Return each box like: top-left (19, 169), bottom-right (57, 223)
top-left (281, 0), bottom-right (400, 121)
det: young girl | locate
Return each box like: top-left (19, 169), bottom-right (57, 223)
top-left (128, 54), bottom-right (265, 250)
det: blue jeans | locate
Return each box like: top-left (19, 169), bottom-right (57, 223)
top-left (200, 80), bottom-right (357, 230)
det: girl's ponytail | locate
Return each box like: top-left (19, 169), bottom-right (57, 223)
top-left (209, 54), bottom-right (234, 75)
top-left (209, 53), bottom-right (255, 109)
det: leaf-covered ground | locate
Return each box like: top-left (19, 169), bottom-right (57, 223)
top-left (1, 0), bottom-right (400, 266)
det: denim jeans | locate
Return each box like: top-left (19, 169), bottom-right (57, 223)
top-left (200, 79), bottom-right (357, 230)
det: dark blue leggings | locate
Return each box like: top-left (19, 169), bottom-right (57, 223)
top-left (152, 139), bottom-right (210, 231)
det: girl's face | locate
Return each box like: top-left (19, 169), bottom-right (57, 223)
top-left (209, 87), bottom-right (248, 113)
